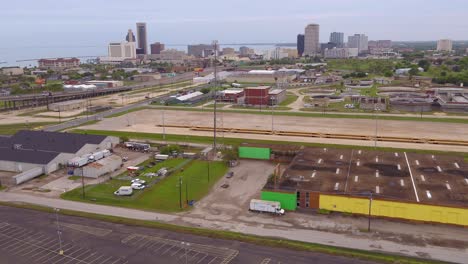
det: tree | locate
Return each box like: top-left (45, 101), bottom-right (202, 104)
top-left (418, 60), bottom-right (431, 71)
top-left (200, 88), bottom-right (211, 94)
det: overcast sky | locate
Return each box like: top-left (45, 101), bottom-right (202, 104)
top-left (1, 0), bottom-right (467, 48)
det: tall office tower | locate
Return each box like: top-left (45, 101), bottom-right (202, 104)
top-left (126, 29), bottom-right (135, 42)
top-left (150, 42), bottom-right (165, 54)
top-left (347, 34), bottom-right (369, 54)
top-left (330, 32), bottom-right (344, 47)
top-left (136, 22), bottom-right (148, 55)
top-left (437, 39), bottom-right (453, 52)
top-left (304, 24), bottom-right (320, 56)
top-left (297, 34), bottom-right (305, 57)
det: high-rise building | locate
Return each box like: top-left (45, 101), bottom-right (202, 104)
top-left (188, 44), bottom-right (217, 58)
top-left (222, 48), bottom-right (235, 55)
top-left (150, 42), bottom-right (165, 54)
top-left (330, 32), bottom-right (344, 47)
top-left (437, 39), bottom-right (453, 52)
top-left (347, 34), bottom-right (369, 54)
top-left (297, 34), bottom-right (305, 57)
top-left (136, 22), bottom-right (148, 55)
top-left (304, 24), bottom-right (320, 56)
top-left (239, 46), bottom-right (255, 56)
top-left (126, 29), bottom-right (135, 42)
top-left (108, 42), bottom-right (137, 59)
top-left (324, 48), bottom-right (359, 59)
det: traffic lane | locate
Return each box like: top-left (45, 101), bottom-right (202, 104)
top-left (0, 206), bottom-right (376, 264)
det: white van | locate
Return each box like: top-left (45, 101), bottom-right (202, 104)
top-left (114, 186), bottom-right (133, 196)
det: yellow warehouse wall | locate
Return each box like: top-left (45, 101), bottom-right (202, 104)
top-left (319, 194), bottom-right (468, 226)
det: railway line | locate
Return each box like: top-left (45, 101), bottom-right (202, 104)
top-left (158, 124), bottom-right (468, 147)
top-left (0, 71), bottom-right (198, 111)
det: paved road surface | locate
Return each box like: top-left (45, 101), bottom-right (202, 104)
top-left (0, 192), bottom-right (465, 263)
top-left (0, 206), bottom-right (373, 264)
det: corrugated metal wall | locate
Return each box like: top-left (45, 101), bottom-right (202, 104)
top-left (319, 194), bottom-right (468, 226)
top-left (261, 191), bottom-right (297, 210)
top-left (239, 147), bottom-right (271, 160)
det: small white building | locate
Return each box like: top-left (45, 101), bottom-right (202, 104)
top-left (74, 155), bottom-right (122, 178)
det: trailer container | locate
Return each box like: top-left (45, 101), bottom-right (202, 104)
top-left (249, 199), bottom-right (285, 215)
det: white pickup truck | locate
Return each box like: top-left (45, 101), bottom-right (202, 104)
top-left (249, 199), bottom-right (285, 215)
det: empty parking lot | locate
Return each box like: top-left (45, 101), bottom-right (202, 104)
top-left (0, 206), bottom-right (373, 264)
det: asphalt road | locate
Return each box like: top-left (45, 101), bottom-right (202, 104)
top-left (0, 206), bottom-right (374, 264)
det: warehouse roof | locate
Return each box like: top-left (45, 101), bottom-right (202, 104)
top-left (244, 86), bottom-right (271, 90)
top-left (0, 130), bottom-right (107, 154)
top-left (176, 91), bottom-right (203, 101)
top-left (269, 89), bottom-right (285, 95)
top-left (0, 148), bottom-right (60, 164)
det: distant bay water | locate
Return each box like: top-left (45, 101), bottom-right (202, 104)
top-left (0, 43), bottom-right (294, 67)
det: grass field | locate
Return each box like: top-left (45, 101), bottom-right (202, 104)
top-left (62, 158), bottom-right (228, 212)
top-left (279, 94), bottom-right (299, 106)
top-left (0, 122), bottom-right (58, 135)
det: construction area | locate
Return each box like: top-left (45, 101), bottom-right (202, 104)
top-left (246, 145), bottom-right (468, 226)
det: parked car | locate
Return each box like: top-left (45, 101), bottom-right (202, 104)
top-left (221, 183), bottom-right (230, 188)
top-left (131, 183), bottom-right (146, 190)
top-left (226, 172), bottom-right (234, 178)
top-left (114, 186), bottom-right (133, 196)
top-left (131, 179), bottom-right (146, 185)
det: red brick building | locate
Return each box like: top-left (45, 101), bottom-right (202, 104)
top-left (218, 89), bottom-right (245, 104)
top-left (244, 86), bottom-right (270, 106)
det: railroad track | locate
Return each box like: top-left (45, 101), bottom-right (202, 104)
top-left (157, 124), bottom-right (468, 147)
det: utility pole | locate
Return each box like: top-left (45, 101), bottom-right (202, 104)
top-left (161, 101), bottom-right (166, 141)
top-left (212, 40), bottom-right (218, 152)
top-left (179, 176), bottom-right (183, 209)
top-left (81, 167), bottom-right (85, 199)
top-left (185, 175), bottom-right (189, 205)
top-left (54, 208), bottom-right (63, 255)
top-left (368, 191), bottom-right (373, 232)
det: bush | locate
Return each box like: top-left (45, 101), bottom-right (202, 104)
top-left (160, 145), bottom-right (182, 155)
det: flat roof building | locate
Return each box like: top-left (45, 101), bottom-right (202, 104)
top-left (38, 58), bottom-right (80, 70)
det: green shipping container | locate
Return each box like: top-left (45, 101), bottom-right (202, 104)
top-left (238, 147), bottom-right (270, 160)
top-left (261, 191), bottom-right (297, 210)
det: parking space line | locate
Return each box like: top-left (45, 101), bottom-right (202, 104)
top-left (196, 254), bottom-right (208, 264)
top-left (161, 244), bottom-right (176, 255)
top-left (170, 246), bottom-right (184, 256)
top-left (207, 257), bottom-right (219, 264)
top-left (87, 254), bottom-right (108, 264)
top-left (404, 152), bottom-right (420, 202)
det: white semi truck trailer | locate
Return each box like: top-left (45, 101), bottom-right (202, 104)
top-left (249, 199), bottom-right (285, 215)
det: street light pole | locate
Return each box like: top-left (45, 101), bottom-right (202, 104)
top-left (368, 191), bottom-right (373, 232)
top-left (54, 208), bottom-right (63, 255)
top-left (179, 176), bottom-right (183, 209)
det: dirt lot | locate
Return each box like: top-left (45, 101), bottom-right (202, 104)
top-left (281, 148), bottom-right (468, 206)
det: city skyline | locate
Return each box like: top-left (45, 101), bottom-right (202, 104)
top-left (1, 0), bottom-right (467, 51)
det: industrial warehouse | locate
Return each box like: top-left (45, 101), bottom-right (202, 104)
top-left (238, 145), bottom-right (468, 226)
top-left (0, 130), bottom-right (119, 185)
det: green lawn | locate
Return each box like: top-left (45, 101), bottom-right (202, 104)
top-left (279, 94), bottom-right (299, 106)
top-left (62, 159), bottom-right (228, 212)
top-left (0, 122), bottom-right (58, 135)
